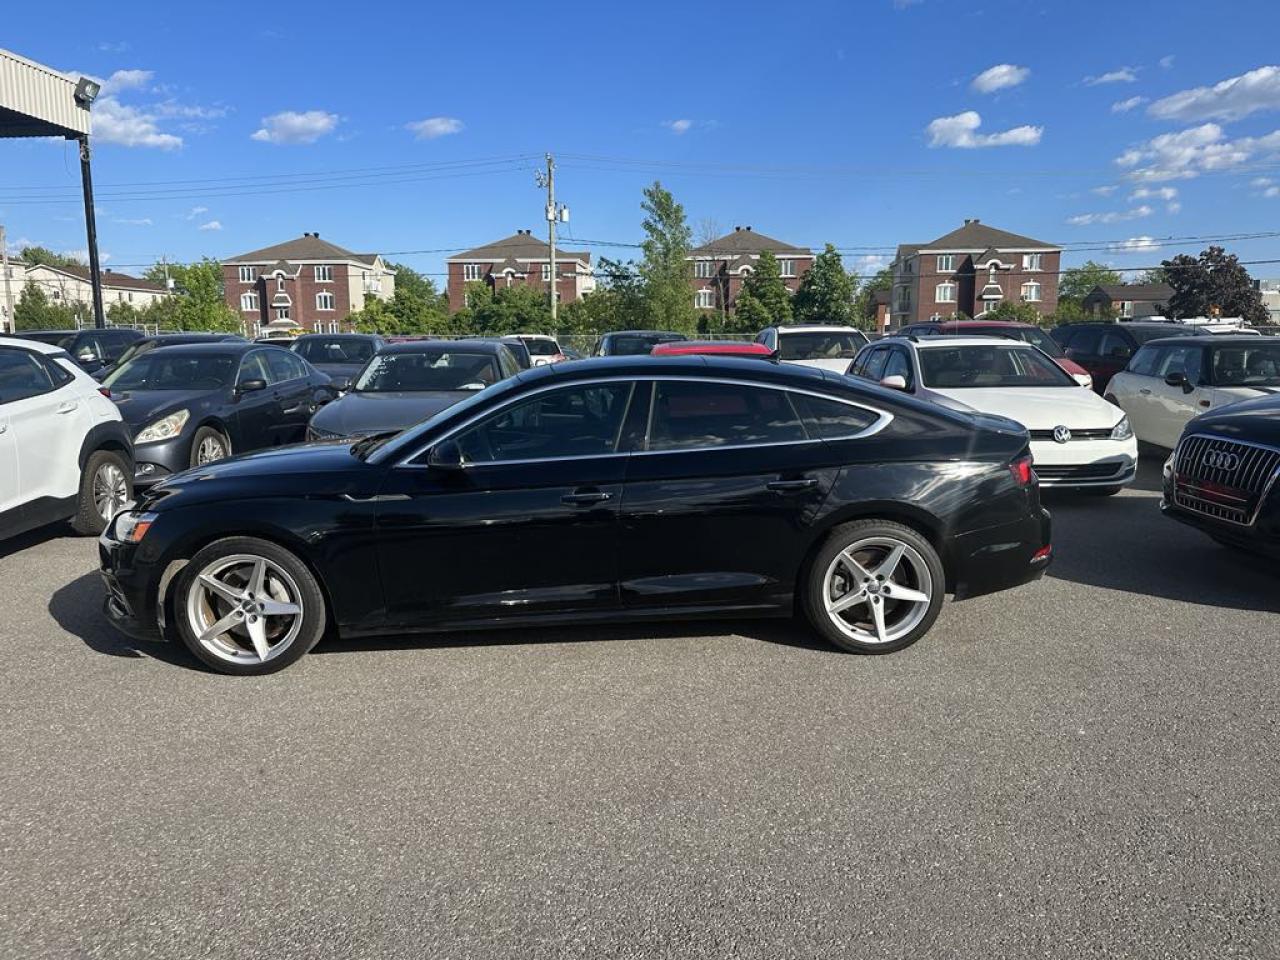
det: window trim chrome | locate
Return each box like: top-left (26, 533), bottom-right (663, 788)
top-left (385, 375), bottom-right (894, 469)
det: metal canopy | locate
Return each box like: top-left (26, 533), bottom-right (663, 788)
top-left (0, 48), bottom-right (90, 139)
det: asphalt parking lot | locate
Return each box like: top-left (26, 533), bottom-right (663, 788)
top-left (2, 455), bottom-right (1278, 960)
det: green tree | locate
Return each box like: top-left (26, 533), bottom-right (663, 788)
top-left (1161, 246), bottom-right (1267, 323)
top-left (140, 258), bottom-right (240, 332)
top-left (637, 181), bottom-right (697, 332)
top-left (1134, 267), bottom-right (1170, 286)
top-left (737, 250), bottom-right (792, 327)
top-left (1059, 260), bottom-right (1122, 302)
top-left (13, 281), bottom-right (76, 330)
top-left (988, 300), bottom-right (1043, 324)
top-left (852, 267), bottom-right (893, 327)
top-left (17, 245), bottom-right (85, 270)
top-left (730, 290), bottom-right (772, 331)
top-left (793, 244), bottom-right (854, 326)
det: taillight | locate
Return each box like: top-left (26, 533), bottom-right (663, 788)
top-left (98, 386), bottom-right (111, 399)
top-left (1009, 455), bottom-right (1034, 486)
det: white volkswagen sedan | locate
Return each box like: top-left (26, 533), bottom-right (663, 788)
top-left (1105, 335), bottom-right (1280, 450)
top-left (849, 336), bottom-right (1138, 493)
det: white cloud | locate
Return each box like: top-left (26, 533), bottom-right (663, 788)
top-left (1066, 205), bottom-right (1153, 225)
top-left (153, 100), bottom-right (229, 121)
top-left (405, 116), bottom-right (464, 139)
top-left (1131, 186), bottom-right (1178, 201)
top-left (926, 111), bottom-right (1042, 148)
top-left (1091, 185), bottom-right (1118, 196)
top-left (1112, 96), bottom-right (1147, 114)
top-left (102, 69), bottom-right (153, 93)
top-left (971, 64), bottom-right (1029, 94)
top-left (62, 248), bottom-right (110, 264)
top-left (1166, 201), bottom-right (1182, 213)
top-left (1159, 55), bottom-right (1176, 70)
top-left (1110, 236), bottom-right (1161, 253)
top-left (854, 254), bottom-right (889, 275)
top-left (185, 206), bottom-right (209, 220)
top-left (1085, 67), bottom-right (1138, 86)
top-left (198, 220), bottom-right (223, 231)
top-left (92, 97), bottom-right (182, 149)
top-left (1115, 122), bottom-right (1280, 181)
top-left (892, 0), bottom-right (922, 8)
top-left (251, 110), bottom-right (338, 145)
top-left (1254, 177), bottom-right (1280, 198)
top-left (112, 217), bottom-right (152, 226)
top-left (1148, 66), bottom-right (1280, 122)
top-left (663, 119), bottom-right (693, 135)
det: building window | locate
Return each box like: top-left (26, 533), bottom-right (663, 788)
top-left (276, 277), bottom-right (286, 293)
top-left (935, 282), bottom-right (957, 303)
top-left (240, 292), bottom-right (259, 312)
top-left (275, 307), bottom-right (290, 322)
top-left (929, 313), bottom-right (944, 321)
top-left (463, 263), bottom-right (484, 282)
top-left (238, 266), bottom-right (256, 283)
top-left (314, 265), bottom-right (333, 283)
top-left (1120, 300), bottom-right (1134, 318)
top-left (779, 259), bottom-right (795, 278)
top-left (541, 263), bottom-right (552, 282)
top-left (316, 291), bottom-right (335, 311)
top-left (51, 290), bottom-right (61, 301)
top-left (936, 254), bottom-right (955, 272)
top-left (1021, 281), bottom-right (1041, 302)
top-left (694, 260), bottom-right (714, 279)
top-left (1022, 253), bottom-right (1042, 271)
top-left (695, 288), bottom-right (715, 309)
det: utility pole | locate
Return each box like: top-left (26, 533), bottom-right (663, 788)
top-left (0, 225), bottom-right (13, 334)
top-left (535, 153), bottom-right (569, 324)
top-left (78, 135), bottom-right (106, 329)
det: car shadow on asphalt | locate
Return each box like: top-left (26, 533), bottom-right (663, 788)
top-left (48, 571), bottom-right (198, 668)
top-left (1042, 456), bottom-right (1280, 612)
top-left (0, 524), bottom-right (75, 562)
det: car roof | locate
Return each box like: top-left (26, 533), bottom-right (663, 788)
top-left (0, 336), bottom-right (63, 355)
top-left (509, 353), bottom-right (833, 387)
top-left (897, 335), bottom-right (1030, 349)
top-left (293, 332), bottom-right (380, 340)
top-left (382, 339), bottom-right (506, 355)
top-left (144, 341), bottom-right (267, 356)
top-left (776, 324), bottom-right (864, 333)
top-left (917, 319), bottom-right (1031, 329)
top-left (651, 341), bottom-right (774, 356)
top-left (1147, 334), bottom-right (1267, 345)
top-left (603, 330), bottom-right (686, 337)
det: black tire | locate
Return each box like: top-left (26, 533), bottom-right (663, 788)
top-left (173, 536), bottom-right (327, 675)
top-left (71, 448), bottom-right (132, 536)
top-left (189, 426), bottom-right (231, 468)
top-left (803, 519), bottom-right (946, 655)
top-left (1087, 485), bottom-right (1124, 497)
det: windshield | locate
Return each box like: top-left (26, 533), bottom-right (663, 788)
top-left (354, 351), bottom-right (500, 392)
top-left (966, 325), bottom-right (1065, 358)
top-left (778, 331), bottom-right (868, 361)
top-left (607, 334), bottom-right (685, 355)
top-left (20, 332), bottom-right (75, 348)
top-left (920, 345), bottom-right (1077, 388)
top-left (1211, 343), bottom-right (1280, 387)
top-left (521, 337), bottom-right (561, 356)
top-left (299, 338), bottom-right (377, 365)
top-left (1130, 325), bottom-right (1196, 344)
top-left (103, 352), bottom-right (236, 391)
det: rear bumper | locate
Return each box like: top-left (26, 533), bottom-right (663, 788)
top-left (950, 507), bottom-right (1052, 600)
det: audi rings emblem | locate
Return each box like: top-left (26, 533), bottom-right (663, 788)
top-left (1052, 425), bottom-right (1072, 444)
top-left (1203, 450), bottom-right (1240, 471)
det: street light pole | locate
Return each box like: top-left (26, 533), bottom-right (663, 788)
top-left (78, 135), bottom-right (106, 329)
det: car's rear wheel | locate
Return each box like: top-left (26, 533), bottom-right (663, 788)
top-left (71, 449), bottom-right (132, 535)
top-left (190, 426), bottom-right (230, 468)
top-left (174, 537), bottom-right (326, 675)
top-left (804, 519), bottom-right (945, 654)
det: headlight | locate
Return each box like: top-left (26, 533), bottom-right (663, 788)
top-left (135, 409), bottom-right (190, 445)
top-left (113, 510), bottom-right (158, 544)
top-left (1075, 373), bottom-right (1093, 390)
top-left (1111, 416), bottom-right (1133, 441)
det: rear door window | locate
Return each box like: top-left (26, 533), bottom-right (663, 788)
top-left (0, 348), bottom-right (56, 403)
top-left (238, 351), bottom-right (272, 384)
top-left (647, 381), bottom-right (807, 451)
top-left (882, 347), bottom-right (914, 388)
top-left (861, 348), bottom-right (890, 381)
top-left (1098, 331), bottom-right (1133, 362)
top-left (792, 393), bottom-right (881, 439)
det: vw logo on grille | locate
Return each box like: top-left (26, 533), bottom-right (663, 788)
top-left (1203, 450), bottom-right (1240, 471)
top-left (1052, 425), bottom-right (1072, 444)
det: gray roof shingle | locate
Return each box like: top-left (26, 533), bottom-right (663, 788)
top-left (224, 233), bottom-right (382, 265)
top-left (449, 231), bottom-right (590, 263)
top-left (1089, 283), bottom-right (1174, 301)
top-left (690, 227), bottom-right (811, 257)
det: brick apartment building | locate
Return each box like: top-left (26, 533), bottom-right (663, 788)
top-left (445, 231), bottom-right (594, 312)
top-left (890, 220), bottom-right (1061, 327)
top-left (222, 233), bottom-right (395, 334)
top-left (688, 227), bottom-right (813, 313)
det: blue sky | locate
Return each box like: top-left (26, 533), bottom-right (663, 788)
top-left (3, 0), bottom-right (1280, 286)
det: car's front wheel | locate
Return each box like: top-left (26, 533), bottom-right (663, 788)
top-left (804, 519), bottom-right (945, 654)
top-left (71, 449), bottom-right (132, 535)
top-left (173, 537), bottom-right (327, 675)
top-left (190, 426), bottom-right (231, 468)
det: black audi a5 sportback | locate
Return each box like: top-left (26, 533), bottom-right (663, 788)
top-left (100, 356), bottom-right (1052, 675)
top-left (1162, 392), bottom-right (1280, 557)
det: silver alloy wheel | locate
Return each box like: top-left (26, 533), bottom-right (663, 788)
top-left (822, 536), bottom-right (933, 645)
top-left (185, 554), bottom-right (304, 665)
top-left (196, 435), bottom-right (228, 465)
top-left (92, 461), bottom-right (129, 522)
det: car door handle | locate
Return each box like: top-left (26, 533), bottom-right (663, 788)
top-left (1139, 388), bottom-right (1152, 395)
top-left (767, 478), bottom-right (819, 493)
top-left (561, 490), bottom-right (612, 505)
top-left (56, 400), bottom-right (78, 414)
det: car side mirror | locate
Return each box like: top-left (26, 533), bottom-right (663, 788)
top-left (459, 381), bottom-right (487, 391)
top-left (1164, 371), bottom-right (1193, 392)
top-left (329, 376), bottom-right (352, 392)
top-left (237, 377), bottom-right (267, 396)
top-left (427, 440), bottom-right (464, 471)
top-left (879, 374), bottom-right (908, 391)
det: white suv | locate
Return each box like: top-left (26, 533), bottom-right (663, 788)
top-left (0, 338), bottom-right (134, 541)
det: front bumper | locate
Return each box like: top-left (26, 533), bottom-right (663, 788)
top-left (98, 513), bottom-right (166, 642)
top-left (1161, 457), bottom-right (1280, 557)
top-left (1030, 437), bottom-right (1138, 488)
top-left (131, 434), bottom-right (191, 487)
top-left (950, 506), bottom-right (1052, 600)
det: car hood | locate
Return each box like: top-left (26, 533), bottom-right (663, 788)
top-left (1189, 392), bottom-right (1280, 447)
top-left (308, 390), bottom-right (469, 437)
top-left (929, 386), bottom-right (1122, 429)
top-left (785, 358), bottom-right (856, 373)
top-left (109, 388), bottom-right (221, 428)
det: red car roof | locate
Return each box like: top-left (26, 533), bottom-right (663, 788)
top-left (650, 340), bottom-right (775, 357)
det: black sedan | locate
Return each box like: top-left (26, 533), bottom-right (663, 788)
top-left (101, 342), bottom-right (338, 487)
top-left (289, 333), bottom-right (384, 388)
top-left (306, 340), bottom-right (521, 440)
top-left (93, 332), bottom-right (245, 381)
top-left (100, 355), bottom-right (1052, 675)
top-left (1162, 393), bottom-right (1280, 557)
top-left (594, 330), bottom-right (688, 356)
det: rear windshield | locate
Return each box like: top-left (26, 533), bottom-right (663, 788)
top-left (1129, 325), bottom-right (1197, 344)
top-left (104, 353), bottom-right (236, 390)
top-left (919, 345), bottom-right (1076, 388)
top-left (1211, 342), bottom-right (1280, 387)
top-left (607, 334), bottom-right (685, 355)
top-left (521, 337), bottom-right (562, 356)
top-left (966, 325), bottom-right (1065, 358)
top-left (355, 351), bottom-right (500, 392)
top-left (778, 331), bottom-right (868, 361)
